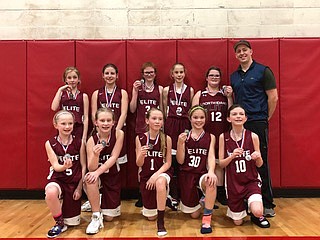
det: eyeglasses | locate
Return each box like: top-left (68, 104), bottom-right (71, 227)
top-left (208, 74), bottom-right (220, 78)
top-left (143, 71), bottom-right (155, 75)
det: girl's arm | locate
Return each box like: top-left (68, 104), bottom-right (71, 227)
top-left (135, 135), bottom-right (147, 167)
top-left (191, 90), bottom-right (201, 106)
top-left (176, 132), bottom-right (187, 164)
top-left (51, 85), bottom-right (69, 111)
top-left (129, 82), bottom-right (139, 113)
top-left (45, 140), bottom-right (72, 172)
top-left (218, 133), bottom-right (236, 168)
top-left (116, 89), bottom-right (128, 130)
top-left (162, 86), bottom-right (169, 118)
top-left (189, 86), bottom-right (195, 104)
top-left (251, 132), bottom-right (263, 167)
top-left (86, 137), bottom-right (100, 172)
top-left (158, 85), bottom-right (164, 111)
top-left (82, 93), bottom-right (89, 142)
top-left (91, 90), bottom-right (98, 122)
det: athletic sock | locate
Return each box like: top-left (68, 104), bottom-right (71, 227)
top-left (201, 208), bottom-right (213, 234)
top-left (53, 213), bottom-right (64, 227)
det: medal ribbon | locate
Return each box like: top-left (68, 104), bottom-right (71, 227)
top-left (232, 129), bottom-right (245, 149)
top-left (57, 135), bottom-right (72, 154)
top-left (173, 83), bottom-right (186, 106)
top-left (97, 132), bottom-right (111, 147)
top-left (189, 130), bottom-right (205, 142)
top-left (147, 132), bottom-right (159, 146)
top-left (104, 86), bottom-right (117, 108)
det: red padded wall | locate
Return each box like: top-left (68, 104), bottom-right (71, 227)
top-left (0, 41), bottom-right (27, 188)
top-left (280, 39), bottom-right (320, 187)
top-left (75, 40), bottom-right (127, 186)
top-left (27, 41), bottom-right (75, 189)
top-left (177, 39), bottom-right (228, 92)
top-left (228, 39), bottom-right (281, 188)
top-left (126, 40), bottom-right (177, 188)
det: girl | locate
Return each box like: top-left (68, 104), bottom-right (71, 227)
top-left (91, 63), bottom-right (128, 164)
top-left (130, 62), bottom-right (163, 208)
top-left (176, 105), bottom-right (217, 234)
top-left (84, 108), bottom-right (124, 235)
top-left (162, 62), bottom-right (194, 207)
top-left (45, 110), bottom-right (86, 238)
top-left (130, 61), bottom-right (163, 134)
top-left (218, 104), bottom-right (270, 228)
top-left (51, 67), bottom-right (89, 142)
top-left (136, 108), bottom-right (172, 236)
top-left (192, 66), bottom-right (233, 206)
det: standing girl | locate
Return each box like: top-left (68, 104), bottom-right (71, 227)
top-left (130, 62), bottom-right (163, 207)
top-left (176, 105), bottom-right (217, 234)
top-left (218, 104), bottom-right (270, 228)
top-left (84, 108), bottom-right (124, 234)
top-left (45, 110), bottom-right (86, 238)
top-left (136, 108), bottom-right (172, 236)
top-left (51, 67), bottom-right (89, 142)
top-left (162, 63), bottom-right (194, 206)
top-left (192, 66), bottom-right (233, 205)
top-left (91, 63), bottom-right (128, 164)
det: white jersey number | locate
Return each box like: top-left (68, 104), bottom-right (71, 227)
top-left (235, 160), bottom-right (246, 173)
top-left (210, 111), bottom-right (222, 122)
top-left (188, 156), bottom-right (201, 168)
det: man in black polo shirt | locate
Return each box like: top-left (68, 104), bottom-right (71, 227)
top-left (230, 40), bottom-right (278, 217)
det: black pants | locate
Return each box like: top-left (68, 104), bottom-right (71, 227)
top-left (244, 120), bottom-right (276, 209)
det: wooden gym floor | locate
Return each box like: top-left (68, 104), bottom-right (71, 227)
top-left (0, 198), bottom-right (319, 239)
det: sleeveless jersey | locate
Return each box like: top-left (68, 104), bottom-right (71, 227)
top-left (60, 91), bottom-right (84, 124)
top-left (135, 85), bottom-right (161, 134)
top-left (179, 131), bottom-right (211, 175)
top-left (97, 86), bottom-right (122, 124)
top-left (92, 128), bottom-right (118, 175)
top-left (166, 84), bottom-right (191, 119)
top-left (199, 89), bottom-right (229, 138)
top-left (47, 135), bottom-right (82, 184)
top-left (138, 133), bottom-right (165, 182)
top-left (224, 130), bottom-right (261, 195)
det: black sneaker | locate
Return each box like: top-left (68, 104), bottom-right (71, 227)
top-left (250, 215), bottom-right (270, 228)
top-left (166, 195), bottom-right (178, 211)
top-left (200, 224), bottom-right (212, 234)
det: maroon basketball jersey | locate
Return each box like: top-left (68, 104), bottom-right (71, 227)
top-left (138, 133), bottom-right (165, 182)
top-left (97, 86), bottom-right (122, 124)
top-left (135, 85), bottom-right (161, 134)
top-left (60, 90), bottom-right (84, 124)
top-left (224, 130), bottom-right (261, 196)
top-left (166, 84), bottom-right (191, 119)
top-left (199, 89), bottom-right (229, 139)
top-left (92, 129), bottom-right (118, 175)
top-left (179, 131), bottom-right (211, 175)
top-left (47, 135), bottom-right (82, 184)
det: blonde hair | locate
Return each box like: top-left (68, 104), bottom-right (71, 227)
top-left (146, 108), bottom-right (166, 159)
top-left (53, 110), bottom-right (74, 125)
top-left (188, 105), bottom-right (207, 119)
top-left (62, 66), bottom-right (80, 83)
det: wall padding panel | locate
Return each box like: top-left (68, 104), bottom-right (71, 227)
top-left (228, 39), bottom-right (281, 188)
top-left (280, 39), bottom-right (320, 187)
top-left (177, 39), bottom-right (228, 92)
top-left (126, 40), bottom-right (177, 188)
top-left (27, 41), bottom-right (75, 189)
top-left (0, 41), bottom-right (27, 188)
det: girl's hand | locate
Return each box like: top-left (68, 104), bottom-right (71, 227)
top-left (85, 171), bottom-right (99, 184)
top-left (178, 131), bottom-right (188, 144)
top-left (133, 80), bottom-right (143, 90)
top-left (146, 173), bottom-right (158, 190)
top-left (140, 145), bottom-right (149, 157)
top-left (73, 187), bottom-right (82, 200)
top-left (232, 148), bottom-right (243, 158)
top-left (59, 84), bottom-right (71, 92)
top-left (92, 144), bottom-right (104, 156)
top-left (224, 85), bottom-right (233, 97)
top-left (63, 158), bottom-right (73, 169)
top-left (251, 151), bottom-right (261, 161)
top-left (205, 171), bottom-right (217, 187)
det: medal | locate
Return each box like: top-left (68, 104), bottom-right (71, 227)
top-left (140, 79), bottom-right (145, 84)
top-left (63, 153), bottom-right (71, 161)
top-left (184, 129), bottom-right (189, 134)
top-left (69, 92), bottom-right (74, 100)
top-left (221, 85), bottom-right (227, 94)
top-left (148, 143), bottom-right (154, 150)
top-left (101, 140), bottom-right (107, 147)
top-left (245, 155), bottom-right (252, 161)
top-left (147, 132), bottom-right (159, 151)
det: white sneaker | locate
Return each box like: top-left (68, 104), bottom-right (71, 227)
top-left (86, 213), bottom-right (104, 235)
top-left (81, 200), bottom-right (92, 212)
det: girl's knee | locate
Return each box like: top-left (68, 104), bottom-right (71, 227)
top-left (147, 215), bottom-right (157, 221)
top-left (104, 215), bottom-right (114, 222)
top-left (233, 219), bottom-right (243, 226)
